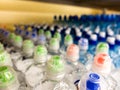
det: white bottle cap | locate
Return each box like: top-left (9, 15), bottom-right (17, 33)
top-left (65, 28), bottom-right (71, 35)
top-left (75, 27), bottom-right (80, 34)
top-left (77, 32), bottom-right (82, 37)
top-left (50, 26), bottom-right (54, 31)
top-left (116, 34), bottom-right (120, 41)
top-left (107, 29), bottom-right (114, 36)
top-left (87, 30), bottom-right (92, 35)
top-left (79, 25), bottom-right (83, 29)
top-left (107, 37), bottom-right (115, 44)
top-left (90, 34), bottom-right (97, 41)
top-left (95, 26), bottom-right (100, 34)
top-left (99, 32), bottom-right (106, 38)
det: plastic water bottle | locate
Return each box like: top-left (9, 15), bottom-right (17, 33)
top-left (38, 29), bottom-right (44, 36)
top-left (107, 36), bottom-right (118, 59)
top-left (53, 32), bottom-right (61, 42)
top-left (34, 45), bottom-right (47, 65)
top-left (65, 44), bottom-right (87, 81)
top-left (13, 35), bottom-right (23, 49)
top-left (78, 72), bottom-right (108, 90)
top-left (30, 33), bottom-right (37, 43)
top-left (44, 30), bottom-right (52, 41)
top-left (98, 31), bottom-right (106, 42)
top-left (9, 33), bottom-right (16, 45)
top-left (89, 34), bottom-right (98, 55)
top-left (37, 34), bottom-right (46, 45)
top-left (48, 38), bottom-right (60, 55)
top-left (78, 38), bottom-right (93, 65)
top-left (0, 66), bottom-right (20, 90)
top-left (22, 40), bottom-right (34, 58)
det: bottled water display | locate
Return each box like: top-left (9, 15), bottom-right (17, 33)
top-left (0, 14), bottom-right (120, 90)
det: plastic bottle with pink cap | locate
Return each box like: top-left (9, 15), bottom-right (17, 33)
top-left (65, 44), bottom-right (87, 82)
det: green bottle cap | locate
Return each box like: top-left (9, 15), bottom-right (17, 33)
top-left (45, 31), bottom-right (51, 39)
top-left (38, 29), bottom-right (44, 35)
top-left (65, 34), bottom-right (73, 42)
top-left (53, 32), bottom-right (61, 41)
top-left (47, 55), bottom-right (64, 73)
top-left (0, 66), bottom-right (15, 87)
top-left (35, 45), bottom-right (47, 55)
top-left (23, 40), bottom-right (34, 48)
top-left (14, 36), bottom-right (22, 42)
top-left (96, 42), bottom-right (109, 54)
top-left (9, 33), bottom-right (15, 40)
top-left (50, 38), bottom-right (59, 46)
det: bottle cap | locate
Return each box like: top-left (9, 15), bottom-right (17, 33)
top-left (38, 29), bottom-right (44, 35)
top-left (34, 45), bottom-right (47, 56)
top-left (99, 32), bottom-right (106, 38)
top-left (94, 26), bottom-right (100, 34)
top-left (79, 38), bottom-right (88, 51)
top-left (86, 73), bottom-right (100, 90)
top-left (54, 32), bottom-right (61, 41)
top-left (9, 33), bottom-right (16, 40)
top-left (23, 40), bottom-right (34, 48)
top-left (45, 31), bottom-right (51, 39)
top-left (116, 34), bottom-right (120, 41)
top-left (66, 44), bottom-right (79, 57)
top-left (0, 66), bottom-right (15, 87)
top-left (64, 34), bottom-right (73, 45)
top-left (90, 34), bottom-right (97, 41)
top-left (107, 37), bottom-right (115, 45)
top-left (96, 42), bottom-right (109, 54)
top-left (14, 36), bottom-right (22, 42)
top-left (47, 55), bottom-right (64, 73)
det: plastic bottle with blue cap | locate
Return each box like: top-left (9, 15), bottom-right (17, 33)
top-left (30, 32), bottom-right (37, 43)
top-left (98, 31), bottom-right (106, 42)
top-left (78, 38), bottom-right (93, 65)
top-left (77, 72), bottom-right (108, 90)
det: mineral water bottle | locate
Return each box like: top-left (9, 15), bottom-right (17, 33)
top-left (53, 32), bottom-right (61, 42)
top-left (107, 36), bottom-right (117, 59)
top-left (78, 72), bottom-right (108, 90)
top-left (60, 34), bottom-right (73, 54)
top-left (9, 33), bottom-right (16, 45)
top-left (44, 30), bottom-right (52, 41)
top-left (38, 29), bottom-right (44, 36)
top-left (0, 66), bottom-right (20, 90)
top-left (98, 31), bottom-right (106, 42)
top-left (89, 34), bottom-right (98, 55)
top-left (95, 42), bottom-right (109, 55)
top-left (37, 55), bottom-right (76, 90)
top-left (22, 40), bottom-right (34, 58)
top-left (13, 35), bottom-right (23, 49)
top-left (115, 34), bottom-right (120, 55)
top-left (37, 34), bottom-right (46, 45)
top-left (65, 44), bottom-right (87, 81)
top-left (78, 38), bottom-right (93, 65)
top-left (34, 45), bottom-right (47, 65)
top-left (48, 38), bottom-right (60, 55)
top-left (30, 33), bottom-right (37, 43)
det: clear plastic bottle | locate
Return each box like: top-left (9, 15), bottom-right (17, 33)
top-left (53, 32), bottom-right (61, 42)
top-left (0, 66), bottom-right (20, 90)
top-left (48, 38), bottom-right (60, 55)
top-left (37, 34), bottom-right (46, 45)
top-left (34, 45), bottom-right (47, 65)
top-left (22, 40), bottom-right (34, 58)
top-left (78, 38), bottom-right (93, 65)
top-left (44, 30), bottom-right (52, 41)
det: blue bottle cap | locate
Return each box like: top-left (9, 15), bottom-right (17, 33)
top-left (4, 31), bottom-right (9, 37)
top-left (31, 33), bottom-right (37, 38)
top-left (25, 31), bottom-right (29, 36)
top-left (86, 73), bottom-right (100, 90)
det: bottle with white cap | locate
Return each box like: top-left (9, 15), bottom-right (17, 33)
top-left (34, 45), bottom-right (47, 65)
top-left (107, 36), bottom-right (118, 59)
top-left (39, 55), bottom-right (76, 90)
top-left (94, 26), bottom-right (100, 35)
top-left (107, 28), bottom-right (114, 37)
top-left (89, 34), bottom-right (98, 55)
top-left (79, 38), bottom-right (93, 65)
top-left (48, 38), bottom-right (60, 55)
top-left (77, 72), bottom-right (108, 90)
top-left (0, 66), bottom-right (20, 90)
top-left (98, 31), bottom-right (106, 42)
top-left (22, 40), bottom-right (34, 58)
top-left (85, 30), bottom-right (92, 39)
